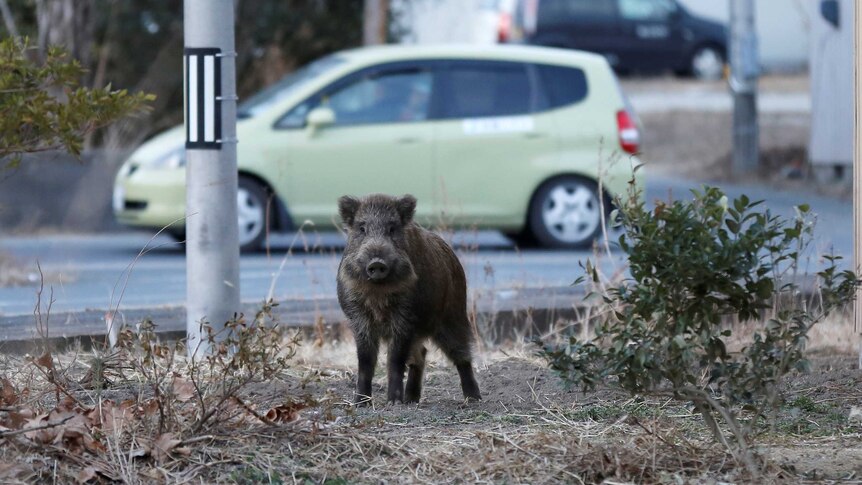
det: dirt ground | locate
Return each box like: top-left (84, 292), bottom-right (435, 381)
top-left (1, 324), bottom-right (861, 484)
top-left (255, 342), bottom-right (862, 484)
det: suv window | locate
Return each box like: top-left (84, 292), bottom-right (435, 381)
top-left (439, 62), bottom-right (533, 119)
top-left (618, 0), bottom-right (677, 21)
top-left (538, 0), bottom-right (615, 25)
top-left (535, 64), bottom-right (588, 109)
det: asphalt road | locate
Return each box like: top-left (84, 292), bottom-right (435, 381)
top-left (0, 174), bottom-right (851, 339)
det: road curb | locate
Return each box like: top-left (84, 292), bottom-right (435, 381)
top-left (0, 286), bottom-right (587, 354)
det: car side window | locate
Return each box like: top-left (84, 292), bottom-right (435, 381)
top-left (618, 0), bottom-right (676, 21)
top-left (439, 62), bottom-right (533, 119)
top-left (323, 69), bottom-right (433, 126)
top-left (539, 0), bottom-right (616, 25)
top-left (276, 99), bottom-right (316, 129)
top-left (535, 64), bottom-right (588, 110)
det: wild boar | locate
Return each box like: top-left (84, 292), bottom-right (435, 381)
top-left (336, 194), bottom-right (482, 404)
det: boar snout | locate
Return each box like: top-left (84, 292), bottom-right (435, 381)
top-left (366, 258), bottom-right (390, 281)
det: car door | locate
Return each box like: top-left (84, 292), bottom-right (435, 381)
top-left (532, 0), bottom-right (621, 67)
top-left (616, 0), bottom-right (687, 71)
top-left (431, 60), bottom-right (557, 228)
top-left (271, 63), bottom-right (436, 226)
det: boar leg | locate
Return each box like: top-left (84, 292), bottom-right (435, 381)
top-left (455, 363), bottom-right (482, 401)
top-left (355, 338), bottom-right (379, 406)
top-left (386, 337), bottom-right (413, 403)
top-left (404, 343), bottom-right (427, 404)
top-left (434, 329), bottom-right (482, 401)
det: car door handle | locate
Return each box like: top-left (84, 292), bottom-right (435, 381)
top-left (523, 132), bottom-right (548, 140)
top-left (396, 137), bottom-right (422, 144)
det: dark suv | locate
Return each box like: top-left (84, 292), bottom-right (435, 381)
top-left (508, 0), bottom-right (728, 80)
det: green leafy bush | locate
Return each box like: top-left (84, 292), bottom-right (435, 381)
top-left (0, 38), bottom-right (152, 167)
top-left (539, 184), bottom-right (859, 467)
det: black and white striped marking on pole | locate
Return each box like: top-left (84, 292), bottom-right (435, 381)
top-left (185, 47), bottom-right (222, 149)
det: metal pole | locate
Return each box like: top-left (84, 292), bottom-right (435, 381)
top-left (854, 0), bottom-right (862, 368)
top-left (729, 0), bottom-right (759, 174)
top-left (184, 0), bottom-right (240, 359)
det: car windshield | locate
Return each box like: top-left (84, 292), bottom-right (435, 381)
top-left (237, 54), bottom-right (345, 119)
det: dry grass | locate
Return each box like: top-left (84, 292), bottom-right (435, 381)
top-left (1, 325), bottom-right (860, 484)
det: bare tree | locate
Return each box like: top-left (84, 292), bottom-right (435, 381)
top-left (0, 0), bottom-right (20, 38)
top-left (364, 0), bottom-right (389, 45)
top-left (34, 0), bottom-right (96, 76)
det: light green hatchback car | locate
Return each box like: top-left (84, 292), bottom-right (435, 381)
top-left (114, 44), bottom-right (641, 251)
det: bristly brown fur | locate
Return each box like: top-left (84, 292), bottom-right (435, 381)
top-left (336, 193), bottom-right (481, 404)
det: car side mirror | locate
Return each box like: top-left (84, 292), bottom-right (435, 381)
top-left (306, 106), bottom-right (335, 133)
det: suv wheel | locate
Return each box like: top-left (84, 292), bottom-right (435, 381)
top-left (237, 177), bottom-right (269, 252)
top-left (529, 177), bottom-right (604, 249)
top-left (690, 45), bottom-right (724, 81)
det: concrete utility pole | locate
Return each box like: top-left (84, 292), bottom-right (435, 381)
top-left (184, 0), bottom-right (240, 359)
top-left (363, 0), bottom-right (389, 45)
top-left (729, 0), bottom-right (759, 174)
top-left (854, 0), bottom-right (862, 368)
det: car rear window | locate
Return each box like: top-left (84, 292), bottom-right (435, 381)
top-left (438, 62), bottom-right (533, 118)
top-left (535, 64), bottom-right (588, 109)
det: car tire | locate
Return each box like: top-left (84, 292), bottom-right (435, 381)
top-left (528, 176), bottom-right (605, 250)
top-left (505, 230), bottom-right (537, 249)
top-left (237, 176), bottom-right (270, 252)
top-left (689, 45), bottom-right (725, 81)
top-left (166, 228), bottom-right (186, 245)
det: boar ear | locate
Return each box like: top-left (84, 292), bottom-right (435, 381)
top-left (338, 196), bottom-right (361, 226)
top-left (397, 194), bottom-right (417, 224)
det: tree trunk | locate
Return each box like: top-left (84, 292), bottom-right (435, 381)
top-left (35, 0), bottom-right (96, 78)
top-left (0, 0), bottom-right (20, 38)
top-left (363, 0), bottom-right (389, 45)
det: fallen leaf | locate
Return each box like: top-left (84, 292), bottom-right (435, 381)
top-left (142, 398), bottom-right (159, 417)
top-left (171, 377), bottom-right (195, 403)
top-left (76, 466), bottom-right (98, 484)
top-left (34, 352), bottom-right (54, 370)
top-left (22, 413), bottom-right (51, 442)
top-left (0, 462), bottom-right (33, 480)
top-left (265, 401), bottom-right (307, 423)
top-left (850, 406), bottom-right (862, 423)
top-left (0, 379), bottom-right (17, 406)
top-left (57, 396), bottom-right (77, 412)
top-left (3, 410), bottom-right (29, 429)
top-left (151, 433), bottom-right (183, 463)
top-left (97, 401), bottom-right (132, 435)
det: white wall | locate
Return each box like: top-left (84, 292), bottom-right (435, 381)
top-left (678, 0), bottom-right (810, 72)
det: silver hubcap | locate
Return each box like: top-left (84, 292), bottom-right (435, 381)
top-left (693, 48), bottom-right (723, 81)
top-left (237, 187), bottom-right (264, 247)
top-left (541, 183), bottom-right (600, 244)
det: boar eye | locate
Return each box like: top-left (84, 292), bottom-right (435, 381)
top-left (358, 224), bottom-right (366, 234)
top-left (388, 225), bottom-right (395, 235)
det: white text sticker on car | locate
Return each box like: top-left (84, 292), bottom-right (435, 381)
top-left (462, 116), bottom-right (535, 135)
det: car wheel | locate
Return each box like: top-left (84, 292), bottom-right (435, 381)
top-left (237, 177), bottom-right (269, 252)
top-left (166, 228), bottom-right (186, 245)
top-left (528, 177), bottom-right (604, 250)
top-left (505, 230), bottom-right (537, 249)
top-left (690, 45), bottom-right (724, 81)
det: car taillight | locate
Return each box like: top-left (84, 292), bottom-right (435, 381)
top-left (497, 12), bottom-right (512, 43)
top-left (617, 110), bottom-right (640, 154)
